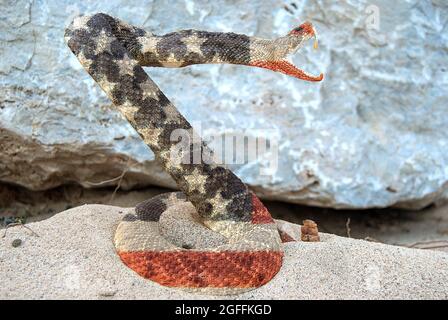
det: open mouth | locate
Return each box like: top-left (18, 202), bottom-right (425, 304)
top-left (284, 23), bottom-right (323, 82)
top-left (250, 23), bottom-right (324, 82)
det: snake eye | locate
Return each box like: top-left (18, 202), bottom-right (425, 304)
top-left (289, 25), bottom-right (306, 35)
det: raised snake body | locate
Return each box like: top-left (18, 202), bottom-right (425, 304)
top-left (65, 13), bottom-right (322, 295)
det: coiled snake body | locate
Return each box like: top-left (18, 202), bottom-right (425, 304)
top-left (65, 13), bottom-right (322, 295)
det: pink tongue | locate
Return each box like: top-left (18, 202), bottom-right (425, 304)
top-left (250, 60), bottom-right (323, 82)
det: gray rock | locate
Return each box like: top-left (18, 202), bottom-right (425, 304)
top-left (1, 0), bottom-right (447, 209)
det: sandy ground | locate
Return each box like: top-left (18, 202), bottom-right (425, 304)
top-left (1, 204), bottom-right (447, 300)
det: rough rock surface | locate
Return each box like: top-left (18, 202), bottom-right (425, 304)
top-left (1, 204), bottom-right (447, 299)
top-left (1, 0), bottom-right (447, 209)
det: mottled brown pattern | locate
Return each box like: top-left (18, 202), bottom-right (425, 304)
top-left (65, 13), bottom-right (322, 294)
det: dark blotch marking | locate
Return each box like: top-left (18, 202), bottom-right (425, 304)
top-left (135, 195), bottom-right (169, 221)
top-left (134, 99), bottom-right (167, 127)
top-left (201, 166), bottom-right (252, 222)
top-left (89, 52), bottom-right (121, 83)
top-left (109, 39), bottom-right (127, 59)
top-left (179, 52), bottom-right (203, 67)
top-left (66, 28), bottom-right (99, 60)
top-left (203, 166), bottom-right (228, 198)
top-left (155, 114), bottom-right (192, 151)
top-left (101, 14), bottom-right (144, 60)
top-left (156, 31), bottom-right (188, 61)
top-left (141, 51), bottom-right (163, 67)
top-left (196, 201), bottom-right (213, 218)
top-left (133, 65), bottom-right (148, 84)
top-left (225, 192), bottom-right (252, 222)
top-left (86, 13), bottom-right (114, 36)
top-left (110, 74), bottom-right (143, 104)
top-left (199, 32), bottom-right (251, 64)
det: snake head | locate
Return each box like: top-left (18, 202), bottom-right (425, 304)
top-left (282, 21), bottom-right (323, 82)
top-left (250, 21), bottom-right (323, 83)
top-left (290, 22), bottom-right (319, 51)
top-left (289, 22), bottom-right (318, 44)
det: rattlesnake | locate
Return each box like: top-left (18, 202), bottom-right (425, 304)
top-left (65, 13), bottom-right (322, 295)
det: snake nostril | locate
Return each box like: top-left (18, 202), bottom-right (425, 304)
top-left (182, 244), bottom-right (194, 250)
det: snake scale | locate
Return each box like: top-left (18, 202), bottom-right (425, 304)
top-left (65, 13), bottom-right (322, 295)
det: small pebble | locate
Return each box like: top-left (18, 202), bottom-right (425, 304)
top-left (12, 239), bottom-right (22, 248)
top-left (301, 220), bottom-right (320, 242)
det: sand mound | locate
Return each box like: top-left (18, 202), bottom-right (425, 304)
top-left (1, 205), bottom-right (447, 299)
